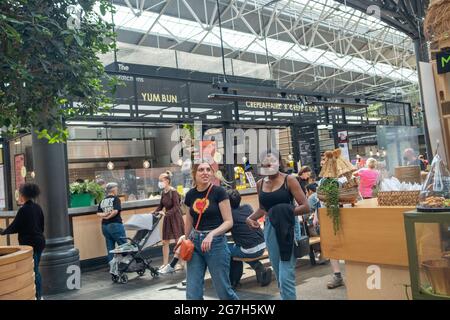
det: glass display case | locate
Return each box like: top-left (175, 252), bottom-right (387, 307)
top-left (404, 210), bottom-right (450, 299)
top-left (376, 126), bottom-right (422, 177)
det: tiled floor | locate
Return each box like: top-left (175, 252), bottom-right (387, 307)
top-left (47, 258), bottom-right (347, 300)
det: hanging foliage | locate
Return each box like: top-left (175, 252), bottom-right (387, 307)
top-left (0, 0), bottom-right (119, 142)
top-left (319, 178), bottom-right (340, 235)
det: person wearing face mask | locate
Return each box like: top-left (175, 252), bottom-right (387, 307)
top-left (246, 150), bottom-right (310, 300)
top-left (153, 171), bottom-right (185, 274)
top-left (184, 161), bottom-right (238, 300)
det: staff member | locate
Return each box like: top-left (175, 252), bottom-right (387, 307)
top-left (0, 183), bottom-right (45, 300)
top-left (98, 182), bottom-right (126, 263)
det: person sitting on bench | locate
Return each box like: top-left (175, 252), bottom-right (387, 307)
top-left (227, 189), bottom-right (272, 288)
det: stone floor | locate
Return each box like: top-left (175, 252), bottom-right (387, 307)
top-left (46, 257), bottom-right (347, 300)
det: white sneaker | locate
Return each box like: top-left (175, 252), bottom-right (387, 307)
top-left (158, 264), bottom-right (167, 271)
top-left (159, 264), bottom-right (175, 275)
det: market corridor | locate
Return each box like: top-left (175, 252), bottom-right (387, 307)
top-left (46, 258), bottom-right (347, 300)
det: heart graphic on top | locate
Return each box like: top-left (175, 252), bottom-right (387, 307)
top-left (193, 198), bottom-right (210, 214)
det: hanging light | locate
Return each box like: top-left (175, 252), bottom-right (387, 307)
top-left (369, 149), bottom-right (374, 157)
top-left (107, 161), bottom-right (115, 170)
top-left (142, 126), bottom-right (150, 169)
top-left (106, 126), bottom-right (114, 170)
top-left (376, 150), bottom-right (380, 157)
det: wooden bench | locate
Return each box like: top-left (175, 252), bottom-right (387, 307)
top-left (233, 237), bottom-right (321, 264)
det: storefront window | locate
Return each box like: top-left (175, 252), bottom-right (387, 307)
top-left (94, 167), bottom-right (190, 202)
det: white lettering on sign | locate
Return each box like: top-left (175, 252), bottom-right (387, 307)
top-left (366, 265), bottom-right (381, 290)
top-left (118, 63), bottom-right (129, 71)
top-left (141, 92), bottom-right (178, 104)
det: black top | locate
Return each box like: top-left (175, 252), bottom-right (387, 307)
top-left (268, 203), bottom-right (295, 261)
top-left (185, 185), bottom-right (228, 231)
top-left (1, 200), bottom-right (45, 252)
top-left (98, 195), bottom-right (122, 225)
top-left (231, 204), bottom-right (264, 249)
top-left (259, 175), bottom-right (293, 212)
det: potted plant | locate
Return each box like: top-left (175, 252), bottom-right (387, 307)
top-left (69, 180), bottom-right (105, 208)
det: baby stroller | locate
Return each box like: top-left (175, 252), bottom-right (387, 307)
top-left (110, 214), bottom-right (161, 284)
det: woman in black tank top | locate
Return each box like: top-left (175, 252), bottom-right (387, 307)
top-left (246, 151), bottom-right (309, 300)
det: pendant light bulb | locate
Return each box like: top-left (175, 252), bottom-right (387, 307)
top-left (107, 161), bottom-right (114, 170)
top-left (143, 160), bottom-right (150, 169)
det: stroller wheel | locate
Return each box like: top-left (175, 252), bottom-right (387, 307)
top-left (151, 269), bottom-right (159, 278)
top-left (137, 270), bottom-right (145, 277)
top-left (119, 274), bottom-right (128, 284)
top-left (111, 275), bottom-right (119, 283)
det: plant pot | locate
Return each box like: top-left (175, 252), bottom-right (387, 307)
top-left (0, 246), bottom-right (35, 300)
top-left (422, 259), bottom-right (450, 296)
top-left (70, 193), bottom-right (95, 208)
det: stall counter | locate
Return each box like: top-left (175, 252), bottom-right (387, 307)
top-left (0, 188), bottom-right (259, 268)
top-left (319, 198), bottom-right (441, 300)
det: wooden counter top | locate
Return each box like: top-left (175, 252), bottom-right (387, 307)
top-left (319, 199), bottom-right (415, 267)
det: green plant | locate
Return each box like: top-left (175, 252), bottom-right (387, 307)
top-left (0, 0), bottom-right (119, 142)
top-left (319, 178), bottom-right (340, 234)
top-left (70, 180), bottom-right (104, 203)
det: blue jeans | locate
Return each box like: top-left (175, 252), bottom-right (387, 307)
top-left (102, 223), bottom-right (127, 262)
top-left (264, 219), bottom-right (297, 300)
top-left (228, 243), bottom-right (265, 269)
top-left (186, 232), bottom-right (239, 300)
top-left (33, 250), bottom-right (42, 300)
top-left (228, 243), bottom-right (265, 285)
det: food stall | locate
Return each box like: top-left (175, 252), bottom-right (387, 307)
top-left (319, 146), bottom-right (449, 300)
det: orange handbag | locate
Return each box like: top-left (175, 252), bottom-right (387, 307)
top-left (174, 185), bottom-right (213, 262)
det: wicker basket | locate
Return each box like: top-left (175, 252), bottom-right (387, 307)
top-left (377, 191), bottom-right (420, 206)
top-left (318, 185), bottom-right (359, 204)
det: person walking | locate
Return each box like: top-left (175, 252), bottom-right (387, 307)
top-left (98, 182), bottom-right (126, 263)
top-left (247, 150), bottom-right (310, 300)
top-left (184, 161), bottom-right (238, 300)
top-left (154, 171), bottom-right (185, 274)
top-left (0, 183), bottom-right (45, 300)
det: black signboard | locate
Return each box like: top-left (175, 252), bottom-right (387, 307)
top-left (437, 50), bottom-right (450, 74)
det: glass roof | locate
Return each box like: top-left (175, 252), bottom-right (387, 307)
top-left (106, 4), bottom-right (417, 83)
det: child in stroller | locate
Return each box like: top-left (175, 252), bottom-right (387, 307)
top-left (110, 214), bottom-right (162, 284)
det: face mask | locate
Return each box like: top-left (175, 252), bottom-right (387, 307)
top-left (158, 182), bottom-right (165, 189)
top-left (259, 164), bottom-right (279, 176)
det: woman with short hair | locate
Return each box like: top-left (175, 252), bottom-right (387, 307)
top-left (354, 158), bottom-right (379, 199)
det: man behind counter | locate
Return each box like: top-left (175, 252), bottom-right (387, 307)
top-left (403, 148), bottom-right (426, 171)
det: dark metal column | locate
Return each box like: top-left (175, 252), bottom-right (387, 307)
top-left (2, 139), bottom-right (13, 210)
top-left (32, 132), bottom-right (80, 295)
top-left (414, 37), bottom-right (433, 159)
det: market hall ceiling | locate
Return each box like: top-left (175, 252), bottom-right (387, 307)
top-left (105, 0), bottom-right (423, 102)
